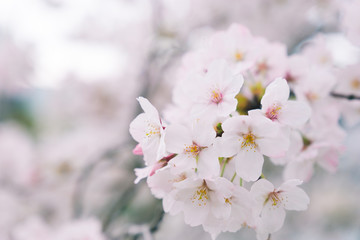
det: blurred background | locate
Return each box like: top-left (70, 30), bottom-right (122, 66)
top-left (0, 0), bottom-right (360, 239)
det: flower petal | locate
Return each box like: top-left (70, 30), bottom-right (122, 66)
top-left (137, 97), bottom-right (160, 119)
top-left (257, 128), bottom-right (289, 158)
top-left (165, 124), bottom-right (193, 153)
top-left (222, 115), bottom-right (250, 133)
top-left (278, 179), bottom-right (310, 211)
top-left (235, 149), bottom-right (264, 182)
top-left (260, 201), bottom-right (286, 233)
top-left (197, 147), bottom-right (220, 178)
top-left (192, 120), bottom-right (216, 147)
top-left (261, 78), bottom-right (289, 109)
top-left (250, 179), bottom-right (274, 212)
top-left (216, 133), bottom-right (240, 157)
top-left (280, 100), bottom-right (311, 128)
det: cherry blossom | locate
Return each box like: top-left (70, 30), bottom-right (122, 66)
top-left (129, 97), bottom-right (166, 165)
top-left (251, 179), bottom-right (310, 239)
top-left (165, 119), bottom-right (219, 178)
top-left (190, 60), bottom-right (244, 120)
top-left (259, 78), bottom-right (311, 128)
top-left (218, 112), bottom-right (289, 181)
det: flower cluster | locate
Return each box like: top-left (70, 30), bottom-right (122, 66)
top-left (128, 24), bottom-right (335, 239)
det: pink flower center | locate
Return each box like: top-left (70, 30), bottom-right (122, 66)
top-left (266, 105), bottom-right (282, 121)
top-left (256, 60), bottom-right (270, 75)
top-left (210, 89), bottom-right (223, 104)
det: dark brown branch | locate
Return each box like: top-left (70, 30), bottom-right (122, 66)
top-left (331, 92), bottom-right (360, 100)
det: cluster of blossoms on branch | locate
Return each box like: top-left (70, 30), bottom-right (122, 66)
top-left (129, 24), bottom-right (350, 239)
top-left (2, 0), bottom-right (360, 239)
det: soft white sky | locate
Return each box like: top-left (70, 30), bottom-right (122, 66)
top-left (0, 0), bottom-right (149, 88)
top-left (0, 0), bottom-right (358, 88)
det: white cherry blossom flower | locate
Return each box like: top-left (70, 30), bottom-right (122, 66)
top-left (251, 179), bottom-right (310, 239)
top-left (202, 182), bottom-right (255, 239)
top-left (260, 78), bottom-right (311, 128)
top-left (129, 97), bottom-right (166, 165)
top-left (164, 177), bottom-right (252, 230)
top-left (209, 24), bottom-right (257, 72)
top-left (218, 113), bottom-right (289, 181)
top-left (191, 60), bottom-right (244, 120)
top-left (165, 120), bottom-right (219, 178)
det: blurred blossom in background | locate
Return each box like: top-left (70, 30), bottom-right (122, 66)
top-left (0, 0), bottom-right (360, 239)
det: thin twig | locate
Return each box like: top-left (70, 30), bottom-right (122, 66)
top-left (331, 92), bottom-right (360, 100)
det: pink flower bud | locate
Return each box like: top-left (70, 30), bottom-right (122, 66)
top-left (132, 144), bottom-right (143, 155)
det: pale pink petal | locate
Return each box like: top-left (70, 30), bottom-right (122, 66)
top-left (173, 176), bottom-right (204, 190)
top-left (163, 190), bottom-right (183, 214)
top-left (147, 167), bottom-right (173, 198)
top-left (165, 124), bottom-right (193, 153)
top-left (197, 147), bottom-right (220, 178)
top-left (129, 113), bottom-right (148, 142)
top-left (183, 202), bottom-right (210, 227)
top-left (225, 74), bottom-right (244, 96)
top-left (134, 166), bottom-right (152, 184)
top-left (137, 97), bottom-right (159, 119)
top-left (142, 137), bottom-right (160, 165)
top-left (257, 130), bottom-right (289, 158)
top-left (261, 201), bottom-right (286, 233)
top-left (169, 154), bottom-right (196, 174)
top-left (248, 110), bottom-right (280, 137)
top-left (280, 101), bottom-right (311, 128)
top-left (235, 149), bottom-right (264, 182)
top-left (217, 97), bottom-right (238, 117)
top-left (222, 115), bottom-right (250, 133)
top-left (207, 177), bottom-right (233, 198)
top-left (192, 120), bottom-right (216, 147)
top-left (250, 179), bottom-right (274, 211)
top-left (216, 133), bottom-right (240, 157)
top-left (283, 160), bottom-right (314, 182)
top-left (132, 144), bottom-right (143, 155)
top-left (211, 196), bottom-right (232, 220)
top-left (278, 180), bottom-right (310, 211)
top-left (261, 78), bottom-right (289, 109)
top-left (191, 102), bottom-right (218, 121)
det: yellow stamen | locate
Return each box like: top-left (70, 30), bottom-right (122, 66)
top-left (266, 105), bottom-right (282, 121)
top-left (241, 133), bottom-right (257, 151)
top-left (305, 91), bottom-right (319, 101)
top-left (210, 89), bottom-right (223, 104)
top-left (145, 123), bottom-right (160, 137)
top-left (184, 144), bottom-right (201, 157)
top-left (351, 78), bottom-right (360, 90)
top-left (224, 197), bottom-right (232, 205)
top-left (235, 51), bottom-right (244, 61)
top-left (191, 185), bottom-right (209, 206)
top-left (267, 191), bottom-right (284, 206)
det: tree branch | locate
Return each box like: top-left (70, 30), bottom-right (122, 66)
top-left (331, 92), bottom-right (360, 100)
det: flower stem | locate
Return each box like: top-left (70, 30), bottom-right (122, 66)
top-left (220, 158), bottom-right (228, 177)
top-left (240, 177), bottom-right (243, 187)
top-left (230, 172), bottom-right (237, 182)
